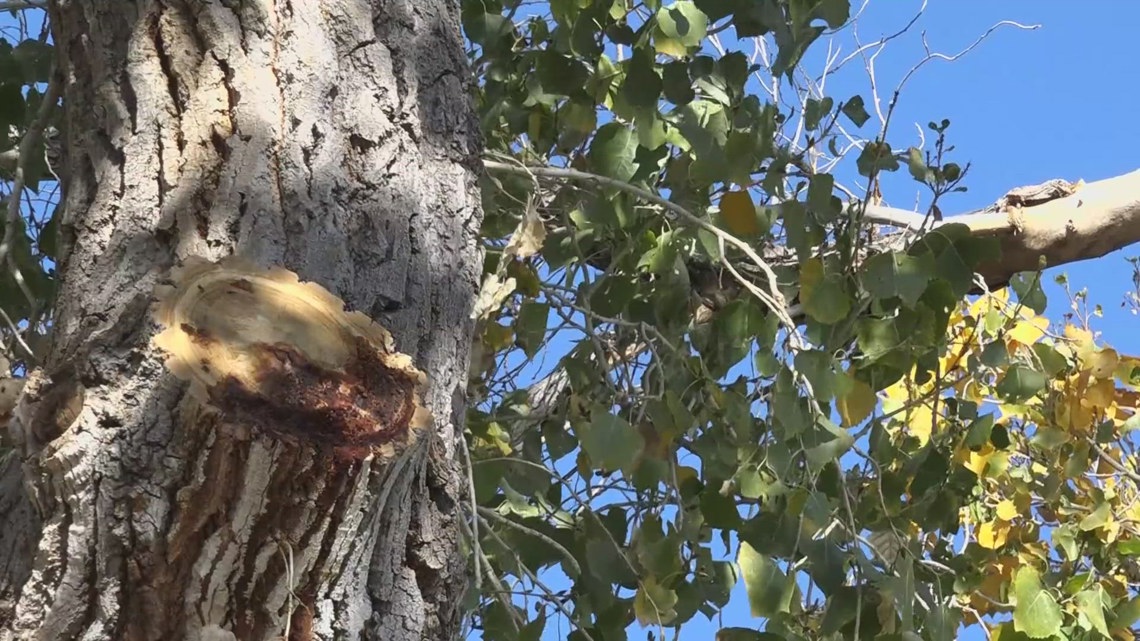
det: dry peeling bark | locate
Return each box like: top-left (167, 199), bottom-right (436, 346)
top-left (866, 169), bottom-right (1140, 288)
top-left (0, 1), bottom-right (481, 640)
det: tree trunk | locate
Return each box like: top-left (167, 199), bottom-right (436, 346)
top-left (0, 1), bottom-right (481, 640)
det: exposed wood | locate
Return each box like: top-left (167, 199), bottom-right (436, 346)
top-left (866, 169), bottom-right (1140, 288)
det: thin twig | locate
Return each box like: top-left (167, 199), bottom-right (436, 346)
top-left (1, 69), bottom-right (61, 361)
top-left (477, 506), bottom-right (582, 578)
top-left (482, 159), bottom-right (798, 334)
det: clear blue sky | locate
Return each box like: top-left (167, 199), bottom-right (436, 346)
top-left (507, 2), bottom-right (1140, 639)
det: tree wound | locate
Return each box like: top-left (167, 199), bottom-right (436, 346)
top-left (152, 256), bottom-right (431, 460)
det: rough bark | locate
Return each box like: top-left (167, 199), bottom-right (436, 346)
top-left (0, 1), bottom-right (482, 640)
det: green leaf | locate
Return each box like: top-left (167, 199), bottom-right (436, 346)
top-left (589, 122), bottom-right (640, 181)
top-left (856, 140), bottom-right (899, 176)
top-left (1012, 565), bottom-right (1063, 639)
top-left (622, 47), bottom-right (663, 110)
top-left (995, 365), bottom-right (1046, 403)
top-left (841, 95), bottom-right (870, 127)
top-left (737, 542), bottom-right (794, 617)
top-left (1079, 501), bottom-right (1111, 531)
top-left (964, 414), bottom-right (995, 449)
top-left (578, 409), bottom-right (645, 472)
top-left (800, 258), bottom-right (851, 324)
top-left (662, 61), bottom-right (696, 105)
top-left (1075, 585), bottom-right (1110, 638)
top-left (633, 577), bottom-right (678, 626)
top-left (714, 629), bottom-right (783, 641)
top-left (514, 301), bottom-right (550, 358)
top-left (654, 1), bottom-right (709, 57)
top-left (1114, 595), bottom-right (1140, 630)
top-left (1051, 524), bottom-right (1078, 562)
top-left (1010, 272), bottom-right (1047, 314)
top-left (862, 251), bottom-right (932, 307)
top-left (804, 97), bottom-right (833, 131)
top-left (807, 173), bottom-right (841, 223)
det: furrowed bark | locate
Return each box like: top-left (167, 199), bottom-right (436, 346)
top-left (0, 1), bottom-right (481, 640)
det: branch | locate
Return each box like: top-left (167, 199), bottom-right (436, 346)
top-left (0, 1), bottom-right (46, 10)
top-left (866, 169), bottom-right (1140, 287)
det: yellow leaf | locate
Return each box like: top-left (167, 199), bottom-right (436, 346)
top-left (1086, 348), bottom-right (1120, 379)
top-left (837, 375), bottom-right (876, 427)
top-left (1007, 316), bottom-right (1048, 346)
top-left (907, 403), bottom-right (935, 446)
top-left (977, 519), bottom-right (1010, 549)
top-left (962, 443), bottom-right (996, 477)
top-left (880, 379), bottom-right (911, 414)
top-left (1083, 377), bottom-right (1116, 410)
top-left (719, 190), bottom-right (760, 236)
top-left (996, 500), bottom-right (1018, 522)
top-left (1065, 324), bottom-right (1097, 362)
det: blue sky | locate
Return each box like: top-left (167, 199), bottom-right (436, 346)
top-left (493, 2), bottom-right (1140, 639)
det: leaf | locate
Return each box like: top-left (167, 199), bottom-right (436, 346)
top-left (862, 251), bottom-right (932, 307)
top-left (1114, 596), bottom-right (1140, 630)
top-left (622, 47), bottom-right (663, 110)
top-left (662, 61), bottom-right (696, 105)
top-left (1079, 502), bottom-right (1111, 532)
top-left (837, 375), bottom-right (876, 427)
top-left (737, 542), bottom-right (793, 617)
top-left (504, 204), bottom-right (547, 260)
top-left (654, 1), bottom-right (709, 57)
top-left (1010, 272), bottom-right (1047, 314)
top-left (578, 408), bottom-right (645, 472)
top-left (964, 414), bottom-right (995, 449)
top-left (589, 122), bottom-right (639, 181)
top-left (471, 274), bottom-right (516, 320)
top-left (634, 578), bottom-right (678, 626)
top-left (977, 519), bottom-right (1009, 549)
top-left (1012, 566), bottom-right (1063, 639)
top-left (1075, 586), bottom-right (1110, 638)
top-left (995, 365), bottom-right (1046, 403)
top-left (856, 140), bottom-right (899, 177)
top-left (719, 189), bottom-right (760, 236)
top-left (996, 499), bottom-right (1018, 521)
top-left (514, 301), bottom-right (550, 358)
top-left (841, 95), bottom-right (870, 127)
top-left (800, 258), bottom-right (851, 324)
top-left (715, 629), bottom-right (781, 641)
top-left (804, 97), bottom-right (833, 131)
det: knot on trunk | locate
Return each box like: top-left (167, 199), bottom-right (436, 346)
top-left (151, 256), bottom-right (431, 460)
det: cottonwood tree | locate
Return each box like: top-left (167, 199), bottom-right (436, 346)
top-left (2, 2), bottom-right (1140, 641)
top-left (0, 1), bottom-right (482, 640)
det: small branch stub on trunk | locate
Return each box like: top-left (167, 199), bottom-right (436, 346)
top-left (151, 256), bottom-right (432, 460)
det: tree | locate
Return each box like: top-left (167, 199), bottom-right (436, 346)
top-left (2, 2), bottom-right (1140, 641)
top-left (463, 2), bottom-right (1140, 641)
top-left (0, 2), bottom-right (482, 640)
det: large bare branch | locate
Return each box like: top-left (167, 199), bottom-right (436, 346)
top-left (867, 169), bottom-right (1140, 287)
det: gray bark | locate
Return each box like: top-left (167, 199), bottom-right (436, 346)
top-left (0, 1), bottom-right (481, 639)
